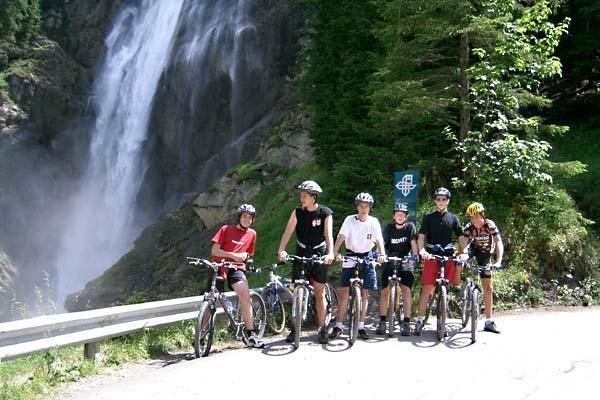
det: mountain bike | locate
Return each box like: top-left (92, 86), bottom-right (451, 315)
top-left (282, 254), bottom-right (336, 349)
top-left (384, 255), bottom-right (417, 337)
top-left (340, 254), bottom-right (380, 345)
top-left (460, 262), bottom-right (503, 343)
top-left (260, 262), bottom-right (291, 334)
top-left (186, 257), bottom-right (266, 358)
top-left (421, 245), bottom-right (463, 341)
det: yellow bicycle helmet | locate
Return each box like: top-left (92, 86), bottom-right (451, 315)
top-left (466, 202), bottom-right (485, 217)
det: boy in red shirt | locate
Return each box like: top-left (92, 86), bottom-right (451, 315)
top-left (211, 204), bottom-right (263, 347)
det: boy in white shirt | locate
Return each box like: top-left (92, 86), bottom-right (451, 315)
top-left (329, 193), bottom-right (386, 340)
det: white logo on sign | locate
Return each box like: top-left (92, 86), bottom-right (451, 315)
top-left (395, 174), bottom-right (417, 197)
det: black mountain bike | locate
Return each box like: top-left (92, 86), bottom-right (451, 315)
top-left (340, 254), bottom-right (380, 345)
top-left (186, 257), bottom-right (266, 358)
top-left (460, 262), bottom-right (502, 343)
top-left (422, 245), bottom-right (463, 341)
top-left (282, 255), bottom-right (338, 349)
top-left (384, 255), bottom-right (417, 337)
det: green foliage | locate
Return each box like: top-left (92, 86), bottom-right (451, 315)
top-left (0, 0), bottom-right (41, 44)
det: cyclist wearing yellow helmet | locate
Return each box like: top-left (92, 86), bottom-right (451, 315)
top-left (459, 202), bottom-right (504, 334)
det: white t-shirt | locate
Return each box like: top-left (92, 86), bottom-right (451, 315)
top-left (338, 214), bottom-right (383, 267)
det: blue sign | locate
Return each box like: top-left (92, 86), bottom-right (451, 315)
top-left (394, 171), bottom-right (419, 223)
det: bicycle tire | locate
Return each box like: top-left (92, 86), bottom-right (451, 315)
top-left (292, 286), bottom-right (304, 349)
top-left (387, 283), bottom-right (396, 337)
top-left (264, 287), bottom-right (286, 334)
top-left (423, 290), bottom-right (436, 326)
top-left (324, 283), bottom-right (339, 327)
top-left (436, 285), bottom-right (447, 341)
top-left (471, 288), bottom-right (481, 343)
top-left (348, 285), bottom-right (361, 345)
top-left (250, 291), bottom-right (267, 338)
top-left (194, 301), bottom-right (215, 358)
top-left (461, 282), bottom-right (470, 328)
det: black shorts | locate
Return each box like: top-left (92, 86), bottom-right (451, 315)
top-left (470, 249), bottom-right (493, 279)
top-left (379, 262), bottom-right (415, 289)
top-left (206, 267), bottom-right (247, 293)
top-left (291, 244), bottom-right (328, 284)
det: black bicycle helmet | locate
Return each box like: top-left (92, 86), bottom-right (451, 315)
top-left (393, 202), bottom-right (410, 214)
top-left (434, 187), bottom-right (451, 198)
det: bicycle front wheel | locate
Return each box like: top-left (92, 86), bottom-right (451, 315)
top-left (194, 302), bottom-right (215, 358)
top-left (471, 288), bottom-right (481, 343)
top-left (264, 287), bottom-right (285, 334)
top-left (436, 285), bottom-right (447, 341)
top-left (461, 283), bottom-right (470, 328)
top-left (348, 285), bottom-right (361, 345)
top-left (387, 283), bottom-right (397, 337)
top-left (292, 286), bottom-right (305, 349)
top-left (324, 283), bottom-right (339, 327)
top-left (250, 291), bottom-right (266, 338)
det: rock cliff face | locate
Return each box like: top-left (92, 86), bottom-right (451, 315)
top-left (0, 0), bottom-right (306, 318)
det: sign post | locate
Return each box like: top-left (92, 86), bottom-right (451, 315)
top-left (393, 171), bottom-right (419, 223)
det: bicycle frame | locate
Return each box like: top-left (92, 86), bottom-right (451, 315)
top-left (384, 256), bottom-right (416, 336)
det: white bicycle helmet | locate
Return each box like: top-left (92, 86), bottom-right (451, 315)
top-left (355, 192), bottom-right (374, 205)
top-left (236, 204), bottom-right (256, 216)
top-left (434, 187), bottom-right (451, 198)
top-left (297, 180), bottom-right (323, 194)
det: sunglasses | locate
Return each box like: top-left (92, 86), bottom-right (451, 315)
top-left (435, 197), bottom-right (448, 202)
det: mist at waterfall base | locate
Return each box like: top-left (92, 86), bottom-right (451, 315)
top-left (0, 0), bottom-right (291, 317)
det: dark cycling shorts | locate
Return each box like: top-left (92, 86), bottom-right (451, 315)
top-left (291, 244), bottom-right (328, 284)
top-left (379, 262), bottom-right (415, 289)
top-left (470, 249), bottom-right (493, 279)
top-left (206, 267), bottom-right (247, 293)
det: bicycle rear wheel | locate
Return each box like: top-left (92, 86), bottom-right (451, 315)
top-left (292, 286), bottom-right (305, 349)
top-left (264, 287), bottom-right (285, 334)
top-left (348, 285), bottom-right (361, 345)
top-left (324, 283), bottom-right (339, 327)
top-left (194, 302), bottom-right (215, 358)
top-left (471, 288), bottom-right (481, 343)
top-left (387, 283), bottom-right (397, 337)
top-left (461, 282), bottom-right (471, 328)
top-left (436, 285), bottom-right (447, 341)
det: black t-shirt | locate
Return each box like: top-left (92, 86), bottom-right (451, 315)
top-left (419, 210), bottom-right (463, 247)
top-left (295, 205), bottom-right (333, 247)
top-left (383, 222), bottom-right (417, 257)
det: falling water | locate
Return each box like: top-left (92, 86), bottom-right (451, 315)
top-left (54, 1), bottom-right (186, 299)
top-left (54, 0), bottom-right (266, 301)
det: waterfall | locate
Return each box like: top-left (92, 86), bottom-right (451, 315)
top-left (54, 0), bottom-right (268, 301)
top-left (54, 1), bottom-right (186, 300)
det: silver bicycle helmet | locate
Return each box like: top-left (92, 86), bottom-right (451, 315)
top-left (297, 180), bottom-right (323, 194)
top-left (434, 187), bottom-right (451, 198)
top-left (236, 203), bottom-right (256, 216)
top-left (393, 202), bottom-right (410, 213)
top-left (355, 192), bottom-right (374, 205)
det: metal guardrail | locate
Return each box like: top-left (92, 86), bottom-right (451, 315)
top-left (0, 291), bottom-right (241, 363)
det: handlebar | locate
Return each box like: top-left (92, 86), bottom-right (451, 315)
top-left (185, 257), bottom-right (256, 271)
top-left (340, 255), bottom-right (381, 266)
top-left (385, 255), bottom-right (418, 271)
top-left (282, 254), bottom-right (325, 264)
top-left (465, 262), bottom-right (504, 272)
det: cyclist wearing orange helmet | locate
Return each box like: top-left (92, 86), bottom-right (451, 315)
top-left (459, 202), bottom-right (504, 334)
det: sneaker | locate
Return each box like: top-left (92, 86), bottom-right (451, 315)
top-left (484, 320), bottom-right (501, 334)
top-left (285, 329), bottom-right (295, 343)
top-left (329, 326), bottom-right (343, 339)
top-left (318, 327), bottom-right (329, 344)
top-left (413, 319), bottom-right (424, 336)
top-left (247, 332), bottom-right (265, 348)
top-left (375, 321), bottom-right (386, 335)
top-left (358, 329), bottom-right (370, 340)
top-left (401, 321), bottom-right (411, 336)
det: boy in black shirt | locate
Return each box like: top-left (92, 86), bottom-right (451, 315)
top-left (375, 203), bottom-right (419, 336)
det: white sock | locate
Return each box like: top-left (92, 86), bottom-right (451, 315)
top-left (335, 322), bottom-right (344, 329)
top-left (358, 322), bottom-right (365, 330)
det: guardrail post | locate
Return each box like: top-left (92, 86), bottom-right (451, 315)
top-left (84, 341), bottom-right (101, 360)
